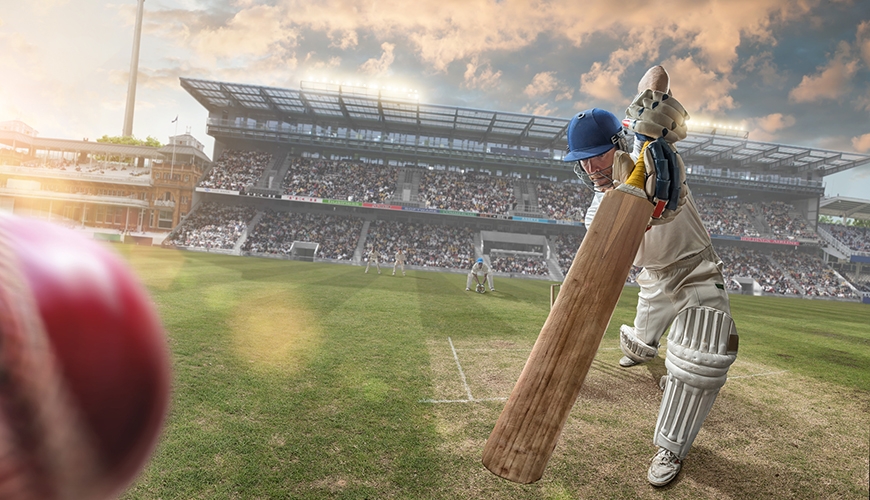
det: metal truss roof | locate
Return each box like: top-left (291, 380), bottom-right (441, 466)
top-left (819, 196), bottom-right (870, 221)
top-left (180, 77), bottom-right (870, 178)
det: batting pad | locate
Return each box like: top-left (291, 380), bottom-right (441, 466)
top-left (654, 306), bottom-right (738, 459)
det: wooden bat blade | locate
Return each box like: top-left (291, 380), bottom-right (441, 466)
top-left (481, 189), bottom-right (653, 484)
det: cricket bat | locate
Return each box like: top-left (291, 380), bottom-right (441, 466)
top-left (480, 189), bottom-right (652, 483)
top-left (481, 65), bottom-right (669, 484)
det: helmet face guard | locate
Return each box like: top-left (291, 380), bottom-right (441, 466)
top-left (573, 161), bottom-right (615, 192)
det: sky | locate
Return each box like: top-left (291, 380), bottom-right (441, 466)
top-left (2, 0), bottom-right (869, 199)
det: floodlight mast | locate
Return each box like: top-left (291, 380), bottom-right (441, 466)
top-left (122, 0), bottom-right (145, 137)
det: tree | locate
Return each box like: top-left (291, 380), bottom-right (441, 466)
top-left (96, 135), bottom-right (163, 148)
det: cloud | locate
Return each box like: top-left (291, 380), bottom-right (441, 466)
top-left (664, 56), bottom-right (736, 114)
top-left (463, 57), bottom-right (501, 90)
top-left (756, 113), bottom-right (796, 133)
top-left (359, 42), bottom-right (396, 76)
top-left (852, 133), bottom-right (870, 153)
top-left (742, 51), bottom-right (787, 87)
top-left (329, 30), bottom-right (359, 50)
top-left (789, 41), bottom-right (859, 103)
top-left (188, 5), bottom-right (299, 61)
top-left (521, 102), bottom-right (558, 116)
top-left (523, 72), bottom-right (572, 100)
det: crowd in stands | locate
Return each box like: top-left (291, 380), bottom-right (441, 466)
top-left (366, 219), bottom-right (476, 269)
top-left (695, 195), bottom-right (759, 237)
top-left (819, 223), bottom-right (870, 254)
top-left (418, 170), bottom-right (516, 214)
top-left (769, 248), bottom-right (856, 298)
top-left (716, 245), bottom-right (799, 294)
top-left (554, 233), bottom-right (583, 275)
top-left (758, 201), bottom-right (816, 240)
top-left (165, 202), bottom-right (257, 250)
top-left (199, 150), bottom-right (272, 192)
top-left (242, 210), bottom-right (363, 260)
top-left (715, 245), bottom-right (857, 298)
top-left (534, 181), bottom-right (592, 221)
top-left (488, 251), bottom-right (550, 276)
top-left (282, 158), bottom-right (397, 203)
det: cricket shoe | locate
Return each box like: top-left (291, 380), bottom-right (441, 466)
top-left (647, 448), bottom-right (682, 487)
top-left (466, 288), bottom-right (471, 291)
top-left (618, 356), bottom-right (641, 368)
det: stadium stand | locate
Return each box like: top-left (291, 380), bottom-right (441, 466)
top-left (199, 150), bottom-right (272, 192)
top-left (365, 219), bottom-right (476, 269)
top-left (758, 201), bottom-right (817, 240)
top-left (818, 223), bottom-right (870, 254)
top-left (418, 170), bottom-right (516, 214)
top-left (164, 202), bottom-right (257, 250)
top-left (695, 194), bottom-right (760, 237)
top-left (282, 157), bottom-right (397, 203)
top-left (242, 210), bottom-right (363, 260)
top-left (489, 250), bottom-right (550, 276)
top-left (533, 180), bottom-right (592, 221)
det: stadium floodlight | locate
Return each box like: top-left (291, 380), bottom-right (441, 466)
top-left (686, 117), bottom-right (748, 138)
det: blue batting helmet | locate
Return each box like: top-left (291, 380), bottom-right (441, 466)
top-left (563, 108), bottom-right (624, 162)
top-left (477, 258), bottom-right (484, 263)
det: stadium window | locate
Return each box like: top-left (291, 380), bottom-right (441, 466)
top-left (95, 205), bottom-right (106, 223)
top-left (157, 210), bottom-right (173, 230)
top-left (184, 175), bottom-right (189, 182)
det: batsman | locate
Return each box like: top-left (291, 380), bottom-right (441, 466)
top-left (481, 66), bottom-right (738, 487)
top-left (569, 67), bottom-right (739, 486)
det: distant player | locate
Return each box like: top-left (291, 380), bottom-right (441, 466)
top-left (365, 247), bottom-right (381, 274)
top-left (393, 249), bottom-right (406, 276)
top-left (466, 257), bottom-right (494, 291)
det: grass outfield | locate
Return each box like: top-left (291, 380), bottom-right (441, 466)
top-left (117, 246), bottom-right (870, 499)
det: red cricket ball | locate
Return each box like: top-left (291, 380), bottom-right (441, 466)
top-left (0, 215), bottom-right (171, 499)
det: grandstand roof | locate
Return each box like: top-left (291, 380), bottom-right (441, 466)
top-left (180, 77), bottom-right (870, 179)
top-left (0, 130), bottom-right (164, 159)
top-left (819, 196), bottom-right (870, 221)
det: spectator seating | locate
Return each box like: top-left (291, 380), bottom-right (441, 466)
top-left (489, 251), bottom-right (550, 276)
top-left (819, 223), bottom-right (870, 254)
top-left (758, 201), bottom-right (816, 240)
top-left (165, 202), bottom-right (257, 250)
top-left (199, 150), bottom-right (272, 192)
top-left (242, 210), bottom-right (363, 260)
top-left (365, 219), bottom-right (476, 269)
top-left (282, 158), bottom-right (397, 203)
top-left (695, 194), bottom-right (760, 237)
top-left (534, 181), bottom-right (592, 221)
top-left (418, 170), bottom-right (516, 214)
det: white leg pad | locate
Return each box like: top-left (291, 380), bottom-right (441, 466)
top-left (654, 307), bottom-right (738, 459)
top-left (619, 325), bottom-right (658, 364)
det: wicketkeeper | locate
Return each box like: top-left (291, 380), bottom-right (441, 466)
top-left (563, 76), bottom-right (738, 487)
top-left (466, 257), bottom-right (495, 291)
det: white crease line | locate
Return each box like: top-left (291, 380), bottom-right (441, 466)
top-left (449, 337), bottom-right (474, 401)
top-left (729, 370), bottom-right (788, 380)
top-left (419, 397), bottom-right (508, 404)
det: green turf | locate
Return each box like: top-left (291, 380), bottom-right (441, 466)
top-left (116, 246), bottom-right (870, 499)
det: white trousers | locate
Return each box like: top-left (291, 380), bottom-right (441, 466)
top-left (633, 246), bottom-right (730, 347)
